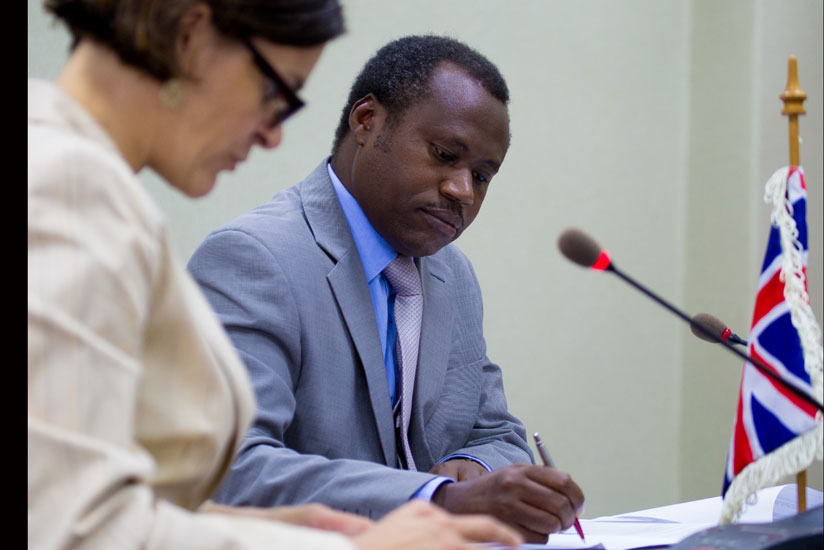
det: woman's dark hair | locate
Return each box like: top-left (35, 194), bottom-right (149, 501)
top-left (44, 0), bottom-right (344, 80)
top-left (331, 34), bottom-right (509, 153)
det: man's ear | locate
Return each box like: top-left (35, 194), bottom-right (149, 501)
top-left (349, 94), bottom-right (383, 146)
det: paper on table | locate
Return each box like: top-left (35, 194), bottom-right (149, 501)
top-left (477, 484), bottom-right (821, 550)
top-left (478, 515), bottom-right (709, 550)
top-left (605, 483), bottom-right (823, 525)
top-left (606, 484), bottom-right (786, 524)
top-left (537, 484), bottom-right (799, 549)
top-left (538, 516), bottom-right (713, 549)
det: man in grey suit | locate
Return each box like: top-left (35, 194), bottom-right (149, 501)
top-left (188, 35), bottom-right (584, 543)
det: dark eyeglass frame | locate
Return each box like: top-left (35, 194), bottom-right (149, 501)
top-left (242, 39), bottom-right (305, 129)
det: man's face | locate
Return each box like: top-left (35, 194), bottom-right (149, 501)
top-left (348, 63), bottom-right (510, 257)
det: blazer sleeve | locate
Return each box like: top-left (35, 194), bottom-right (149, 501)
top-left (188, 228), bottom-right (441, 519)
top-left (440, 355), bottom-right (536, 469)
top-left (435, 250), bottom-right (535, 470)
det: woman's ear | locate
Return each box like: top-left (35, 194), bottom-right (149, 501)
top-left (174, 3), bottom-right (214, 75)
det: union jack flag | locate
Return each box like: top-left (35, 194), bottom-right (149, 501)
top-left (721, 166), bottom-right (822, 517)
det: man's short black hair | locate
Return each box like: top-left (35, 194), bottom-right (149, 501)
top-left (331, 34), bottom-right (509, 153)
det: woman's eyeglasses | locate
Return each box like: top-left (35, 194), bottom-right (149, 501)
top-left (243, 39), bottom-right (305, 129)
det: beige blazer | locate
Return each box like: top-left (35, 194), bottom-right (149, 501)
top-left (27, 79), bottom-right (353, 550)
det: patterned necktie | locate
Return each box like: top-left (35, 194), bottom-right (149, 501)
top-left (383, 255), bottom-right (423, 471)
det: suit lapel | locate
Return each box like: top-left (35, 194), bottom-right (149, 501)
top-left (301, 160), bottom-right (397, 467)
top-left (409, 254), bottom-right (454, 467)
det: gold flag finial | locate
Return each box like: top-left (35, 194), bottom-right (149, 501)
top-left (780, 55), bottom-right (807, 116)
top-left (779, 56), bottom-right (806, 166)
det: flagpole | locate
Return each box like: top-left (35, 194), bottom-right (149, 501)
top-left (779, 54), bottom-right (807, 514)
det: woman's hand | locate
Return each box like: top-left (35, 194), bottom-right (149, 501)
top-left (352, 500), bottom-right (522, 550)
top-left (202, 501), bottom-right (372, 536)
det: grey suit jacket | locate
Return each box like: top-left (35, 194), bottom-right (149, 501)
top-left (188, 159), bottom-right (533, 518)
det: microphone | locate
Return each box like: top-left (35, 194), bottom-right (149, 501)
top-left (557, 227), bottom-right (823, 412)
top-left (690, 313), bottom-right (748, 347)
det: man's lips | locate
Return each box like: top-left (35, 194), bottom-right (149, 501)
top-left (422, 208), bottom-right (463, 232)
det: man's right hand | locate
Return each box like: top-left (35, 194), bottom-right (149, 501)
top-left (430, 462), bottom-right (585, 543)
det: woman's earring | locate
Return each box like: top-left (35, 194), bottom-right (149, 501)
top-left (159, 79), bottom-right (185, 109)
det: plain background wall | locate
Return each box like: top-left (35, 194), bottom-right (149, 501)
top-left (28, 0), bottom-right (822, 518)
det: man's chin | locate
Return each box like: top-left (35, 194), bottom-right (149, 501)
top-left (396, 237), bottom-right (454, 258)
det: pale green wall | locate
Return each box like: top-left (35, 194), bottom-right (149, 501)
top-left (28, 0), bottom-right (822, 518)
top-left (679, 0), bottom-right (823, 503)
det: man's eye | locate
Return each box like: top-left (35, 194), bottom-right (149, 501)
top-left (473, 171), bottom-right (489, 184)
top-left (432, 145), bottom-right (455, 162)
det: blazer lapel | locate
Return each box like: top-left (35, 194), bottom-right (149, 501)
top-left (408, 254), bottom-right (454, 467)
top-left (301, 160), bottom-right (397, 467)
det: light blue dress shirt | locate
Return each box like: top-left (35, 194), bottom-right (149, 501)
top-left (327, 164), bottom-right (491, 499)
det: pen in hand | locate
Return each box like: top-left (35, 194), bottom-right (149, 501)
top-left (533, 432), bottom-right (586, 542)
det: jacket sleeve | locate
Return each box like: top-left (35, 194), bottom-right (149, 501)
top-left (434, 249), bottom-right (535, 470)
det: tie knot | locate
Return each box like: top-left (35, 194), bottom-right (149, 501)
top-left (383, 256), bottom-right (422, 296)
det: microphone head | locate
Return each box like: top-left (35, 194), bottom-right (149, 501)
top-left (558, 228), bottom-right (611, 270)
top-left (690, 312), bottom-right (727, 343)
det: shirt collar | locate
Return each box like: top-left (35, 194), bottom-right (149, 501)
top-left (327, 162), bottom-right (397, 282)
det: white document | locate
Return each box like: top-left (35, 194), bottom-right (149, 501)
top-left (534, 515), bottom-right (713, 549)
top-left (478, 484), bottom-right (821, 550)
